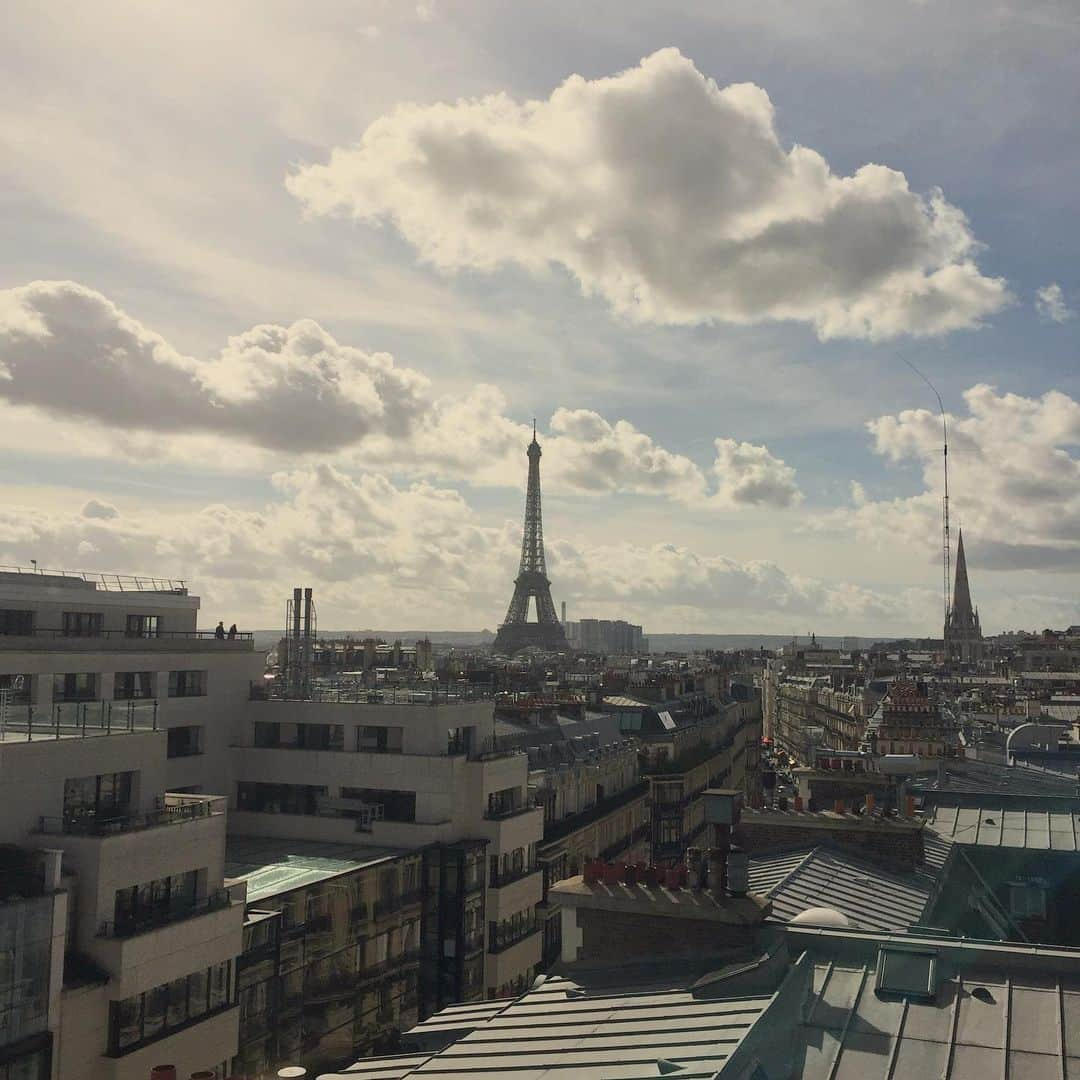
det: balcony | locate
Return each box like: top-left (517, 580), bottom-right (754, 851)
top-left (39, 794), bottom-right (226, 836)
top-left (490, 863), bottom-right (538, 889)
top-left (0, 700), bottom-right (159, 742)
top-left (98, 888), bottom-right (232, 939)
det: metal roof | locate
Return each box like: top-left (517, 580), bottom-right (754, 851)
top-left (788, 958), bottom-right (1080, 1080)
top-left (326, 975), bottom-right (773, 1079)
top-left (748, 848), bottom-right (933, 931)
top-left (925, 803), bottom-right (1080, 850)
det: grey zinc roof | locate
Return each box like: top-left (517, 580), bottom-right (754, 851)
top-left (926, 803), bottom-right (1080, 849)
top-left (789, 958), bottom-right (1080, 1080)
top-left (748, 847), bottom-right (933, 931)
top-left (325, 975), bottom-right (773, 1079)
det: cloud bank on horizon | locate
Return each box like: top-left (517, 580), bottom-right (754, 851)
top-left (289, 48), bottom-right (1009, 341)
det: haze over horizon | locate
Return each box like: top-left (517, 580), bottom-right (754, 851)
top-left (3, 2), bottom-right (1079, 637)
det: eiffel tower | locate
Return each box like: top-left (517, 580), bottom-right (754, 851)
top-left (493, 424), bottom-right (569, 654)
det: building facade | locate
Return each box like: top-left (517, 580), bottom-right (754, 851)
top-left (0, 566), bottom-right (546, 1079)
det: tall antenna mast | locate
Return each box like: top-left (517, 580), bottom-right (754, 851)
top-left (900, 358), bottom-right (951, 643)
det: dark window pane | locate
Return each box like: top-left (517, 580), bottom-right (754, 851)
top-left (166, 976), bottom-right (189, 1028)
top-left (143, 985), bottom-right (167, 1038)
top-left (116, 995), bottom-right (143, 1048)
top-left (188, 969), bottom-right (209, 1017)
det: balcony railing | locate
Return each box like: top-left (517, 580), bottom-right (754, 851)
top-left (98, 888), bottom-right (231, 938)
top-left (490, 864), bottom-right (539, 889)
top-left (39, 795), bottom-right (226, 836)
top-left (1, 700), bottom-right (158, 740)
top-left (488, 925), bottom-right (540, 955)
top-left (483, 802), bottom-right (537, 822)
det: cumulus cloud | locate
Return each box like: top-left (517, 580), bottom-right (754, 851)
top-left (81, 499), bottom-right (119, 520)
top-left (822, 384), bottom-right (1080, 573)
top-left (1036, 283), bottom-right (1074, 324)
top-left (545, 408), bottom-right (707, 500)
top-left (0, 280), bottom-right (430, 453)
top-left (711, 438), bottom-right (801, 508)
top-left (288, 47), bottom-right (1009, 340)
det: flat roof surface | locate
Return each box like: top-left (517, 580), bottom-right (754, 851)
top-left (925, 803), bottom-right (1080, 850)
top-left (328, 974), bottom-right (773, 1079)
top-left (789, 957), bottom-right (1080, 1080)
top-left (224, 834), bottom-right (408, 902)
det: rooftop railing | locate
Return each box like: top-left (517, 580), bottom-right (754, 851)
top-left (0, 565), bottom-right (187, 593)
top-left (251, 680), bottom-right (493, 705)
top-left (39, 794), bottom-right (226, 837)
top-left (1, 628), bottom-right (251, 642)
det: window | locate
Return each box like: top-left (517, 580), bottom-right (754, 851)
top-left (52, 672), bottom-right (97, 702)
top-left (114, 870), bottom-right (199, 935)
top-left (0, 673), bottom-right (31, 705)
top-left (236, 782), bottom-right (327, 815)
top-left (358, 725), bottom-right (403, 753)
top-left (125, 614), bottom-right (160, 638)
top-left (109, 961), bottom-right (231, 1054)
top-left (168, 670), bottom-right (206, 697)
top-left (167, 725), bottom-right (202, 758)
top-left (1009, 882), bottom-right (1047, 919)
top-left (62, 611), bottom-right (103, 637)
top-left (0, 610), bottom-right (33, 636)
top-left (658, 817), bottom-right (682, 847)
top-left (63, 771), bottom-right (134, 819)
top-left (875, 948), bottom-right (937, 1000)
top-left (341, 787), bottom-right (416, 823)
top-left (114, 672), bottom-right (153, 700)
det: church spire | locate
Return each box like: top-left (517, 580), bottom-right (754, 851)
top-left (951, 528), bottom-right (973, 620)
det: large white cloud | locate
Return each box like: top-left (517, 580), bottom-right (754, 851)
top-left (0, 280), bottom-right (430, 453)
top-left (288, 47), bottom-right (1009, 341)
top-left (822, 384), bottom-right (1080, 575)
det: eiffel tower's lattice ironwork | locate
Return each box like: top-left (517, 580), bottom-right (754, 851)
top-left (493, 426), bottom-right (568, 654)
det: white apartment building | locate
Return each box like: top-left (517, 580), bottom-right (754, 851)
top-left (233, 690), bottom-right (545, 998)
top-left (0, 567), bottom-right (259, 1080)
top-left (0, 565), bottom-right (545, 1078)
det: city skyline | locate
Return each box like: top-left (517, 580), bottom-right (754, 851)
top-left (3, 3), bottom-right (1079, 635)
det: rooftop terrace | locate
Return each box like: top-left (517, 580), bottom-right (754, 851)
top-left (0, 564), bottom-right (187, 593)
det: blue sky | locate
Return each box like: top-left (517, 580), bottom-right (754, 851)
top-left (1, 1), bottom-right (1078, 635)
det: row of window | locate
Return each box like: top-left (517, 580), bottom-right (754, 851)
top-left (111, 961), bottom-right (231, 1054)
top-left (36, 670), bottom-right (207, 702)
top-left (251, 722), bottom-right (407, 754)
top-left (0, 609), bottom-right (163, 637)
top-left (235, 783), bottom-right (418, 823)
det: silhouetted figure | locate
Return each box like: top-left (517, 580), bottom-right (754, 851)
top-left (214, 621), bottom-right (225, 640)
top-left (227, 623), bottom-right (237, 640)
